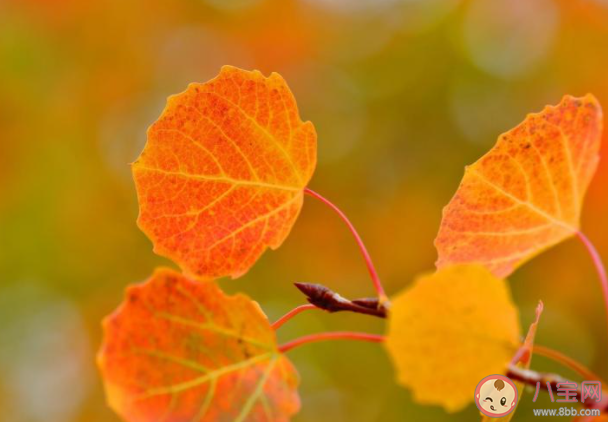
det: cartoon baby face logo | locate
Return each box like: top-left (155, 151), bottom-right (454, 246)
top-left (475, 374), bottom-right (518, 418)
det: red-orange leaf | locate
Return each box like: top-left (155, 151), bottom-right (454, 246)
top-left (435, 95), bottom-right (603, 277)
top-left (133, 66), bottom-right (317, 279)
top-left (97, 268), bottom-right (300, 422)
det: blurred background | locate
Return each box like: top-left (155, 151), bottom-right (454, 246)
top-left (1, 0), bottom-right (608, 421)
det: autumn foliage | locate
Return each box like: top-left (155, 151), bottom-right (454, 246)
top-left (385, 264), bottom-right (521, 412)
top-left (98, 66), bottom-right (606, 421)
top-left (98, 268), bottom-right (299, 422)
top-left (435, 95), bottom-right (602, 277)
top-left (133, 66), bottom-right (316, 279)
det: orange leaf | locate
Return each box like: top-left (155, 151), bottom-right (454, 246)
top-left (385, 264), bottom-right (521, 412)
top-left (133, 66), bottom-right (317, 279)
top-left (435, 95), bottom-right (603, 277)
top-left (97, 268), bottom-right (300, 422)
top-left (480, 302), bottom-right (543, 422)
top-left (517, 301), bottom-right (544, 368)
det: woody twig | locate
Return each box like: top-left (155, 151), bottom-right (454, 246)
top-left (507, 365), bottom-right (608, 411)
top-left (294, 282), bottom-right (388, 318)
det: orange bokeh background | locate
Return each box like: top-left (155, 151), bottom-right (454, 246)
top-left (1, 0), bottom-right (607, 421)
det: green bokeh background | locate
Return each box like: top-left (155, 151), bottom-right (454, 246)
top-left (1, 0), bottom-right (608, 421)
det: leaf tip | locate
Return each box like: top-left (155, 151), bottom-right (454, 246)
top-left (535, 300), bottom-right (544, 318)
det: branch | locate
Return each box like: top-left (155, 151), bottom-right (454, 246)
top-left (533, 344), bottom-right (607, 385)
top-left (272, 304), bottom-right (317, 330)
top-left (294, 282), bottom-right (388, 318)
top-left (577, 231), bottom-right (608, 339)
top-left (278, 331), bottom-right (384, 353)
top-left (304, 188), bottom-right (388, 303)
top-left (507, 365), bottom-right (607, 410)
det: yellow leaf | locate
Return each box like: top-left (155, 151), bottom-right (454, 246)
top-left (385, 264), bottom-right (521, 412)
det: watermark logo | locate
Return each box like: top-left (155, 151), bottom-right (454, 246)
top-left (475, 374), bottom-right (519, 418)
top-left (532, 380), bottom-right (602, 404)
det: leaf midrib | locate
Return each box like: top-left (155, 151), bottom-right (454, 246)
top-left (469, 169), bottom-right (577, 233)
